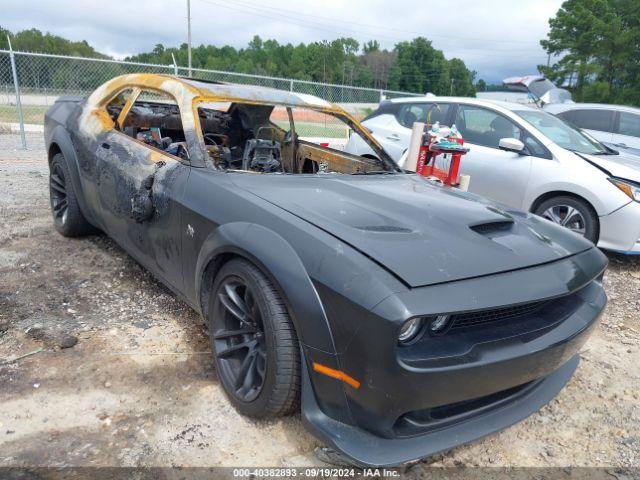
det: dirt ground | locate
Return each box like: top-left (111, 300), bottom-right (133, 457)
top-left (0, 133), bottom-right (638, 471)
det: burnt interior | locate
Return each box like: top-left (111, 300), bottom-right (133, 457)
top-left (110, 97), bottom-right (391, 174)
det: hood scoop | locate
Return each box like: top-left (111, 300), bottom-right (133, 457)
top-left (470, 220), bottom-right (514, 237)
top-left (355, 225), bottom-right (413, 233)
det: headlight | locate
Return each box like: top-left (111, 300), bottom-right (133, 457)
top-left (429, 314), bottom-right (451, 335)
top-left (398, 318), bottom-right (423, 344)
top-left (609, 178), bottom-right (640, 202)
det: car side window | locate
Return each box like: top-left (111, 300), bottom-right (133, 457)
top-left (396, 103), bottom-right (450, 128)
top-left (566, 109), bottom-right (615, 133)
top-left (105, 88), bottom-right (133, 125)
top-left (521, 131), bottom-right (551, 159)
top-left (120, 89), bottom-right (190, 160)
top-left (455, 105), bottom-right (521, 149)
top-left (618, 112), bottom-right (640, 137)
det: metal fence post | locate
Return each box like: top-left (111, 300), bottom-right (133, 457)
top-left (171, 53), bottom-right (179, 76)
top-left (289, 79), bottom-right (294, 92)
top-left (7, 36), bottom-right (27, 150)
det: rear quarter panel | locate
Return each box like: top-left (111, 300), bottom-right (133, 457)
top-left (44, 99), bottom-right (102, 227)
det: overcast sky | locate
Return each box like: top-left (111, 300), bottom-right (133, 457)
top-left (4, 0), bottom-right (563, 83)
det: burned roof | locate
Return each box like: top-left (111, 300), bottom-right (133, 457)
top-left (88, 73), bottom-right (343, 120)
top-left (182, 77), bottom-right (333, 110)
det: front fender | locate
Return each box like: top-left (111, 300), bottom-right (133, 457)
top-left (194, 222), bottom-right (336, 354)
top-left (194, 222), bottom-right (355, 425)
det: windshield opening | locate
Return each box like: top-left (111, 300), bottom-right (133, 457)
top-left (196, 100), bottom-right (399, 174)
top-left (514, 110), bottom-right (608, 155)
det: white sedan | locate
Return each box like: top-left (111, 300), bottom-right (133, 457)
top-left (345, 96), bottom-right (640, 254)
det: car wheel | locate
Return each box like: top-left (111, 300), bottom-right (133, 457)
top-left (208, 258), bottom-right (300, 418)
top-left (534, 195), bottom-right (598, 243)
top-left (49, 153), bottom-right (94, 237)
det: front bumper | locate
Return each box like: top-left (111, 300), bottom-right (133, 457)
top-left (598, 200), bottom-right (640, 253)
top-left (301, 248), bottom-right (607, 467)
top-left (302, 355), bottom-right (579, 467)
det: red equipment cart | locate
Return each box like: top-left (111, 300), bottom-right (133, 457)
top-left (415, 128), bottom-right (468, 186)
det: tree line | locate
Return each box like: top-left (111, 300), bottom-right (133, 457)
top-left (0, 27), bottom-right (476, 97)
top-left (539, 0), bottom-right (640, 106)
top-left (126, 36), bottom-right (476, 96)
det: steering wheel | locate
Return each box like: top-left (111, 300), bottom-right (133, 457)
top-left (204, 133), bottom-right (229, 146)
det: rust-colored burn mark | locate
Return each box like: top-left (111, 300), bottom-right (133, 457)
top-left (81, 73), bottom-right (389, 175)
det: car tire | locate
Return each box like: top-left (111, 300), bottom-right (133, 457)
top-left (534, 195), bottom-right (599, 243)
top-left (49, 153), bottom-right (95, 237)
top-left (207, 258), bottom-right (301, 418)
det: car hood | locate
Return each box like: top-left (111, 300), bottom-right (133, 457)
top-left (602, 142), bottom-right (640, 158)
top-left (232, 174), bottom-right (592, 288)
top-left (580, 151), bottom-right (640, 183)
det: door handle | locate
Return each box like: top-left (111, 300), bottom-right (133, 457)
top-left (386, 134), bottom-right (400, 141)
top-left (615, 143), bottom-right (627, 148)
top-left (101, 142), bottom-right (111, 149)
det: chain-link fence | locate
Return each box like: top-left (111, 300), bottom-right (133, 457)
top-left (0, 49), bottom-right (421, 149)
top-left (1, 51), bottom-right (19, 127)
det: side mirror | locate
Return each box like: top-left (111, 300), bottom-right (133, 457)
top-left (499, 137), bottom-right (525, 154)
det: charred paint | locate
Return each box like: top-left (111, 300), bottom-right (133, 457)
top-left (52, 73), bottom-right (398, 284)
top-left (77, 73), bottom-right (386, 169)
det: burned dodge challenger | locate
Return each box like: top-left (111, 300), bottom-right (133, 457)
top-left (44, 74), bottom-right (607, 467)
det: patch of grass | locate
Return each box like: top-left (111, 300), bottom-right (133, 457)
top-left (273, 120), bottom-right (348, 139)
top-left (0, 105), bottom-right (48, 125)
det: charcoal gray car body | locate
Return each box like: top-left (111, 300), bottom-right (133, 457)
top-left (44, 74), bottom-right (608, 467)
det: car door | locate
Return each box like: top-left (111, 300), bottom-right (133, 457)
top-left (95, 88), bottom-right (191, 293)
top-left (612, 111), bottom-right (640, 150)
top-left (71, 88), bottom-right (136, 226)
top-left (453, 104), bottom-right (532, 209)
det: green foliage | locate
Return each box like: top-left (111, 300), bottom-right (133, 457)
top-left (539, 0), bottom-right (640, 106)
top-left (1, 27), bottom-right (476, 97)
top-left (125, 34), bottom-right (475, 95)
top-left (387, 38), bottom-right (475, 96)
top-left (449, 58), bottom-right (476, 96)
top-left (0, 26), bottom-right (106, 57)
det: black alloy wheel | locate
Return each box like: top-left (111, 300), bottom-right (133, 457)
top-left (208, 258), bottom-right (300, 418)
top-left (50, 160), bottom-right (69, 227)
top-left (48, 153), bottom-right (94, 237)
top-left (213, 277), bottom-right (268, 402)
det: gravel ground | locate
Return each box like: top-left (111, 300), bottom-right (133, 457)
top-left (0, 133), bottom-right (638, 471)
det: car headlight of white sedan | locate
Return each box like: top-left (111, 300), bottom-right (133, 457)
top-left (609, 178), bottom-right (640, 202)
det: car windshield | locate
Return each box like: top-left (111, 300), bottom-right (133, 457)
top-left (514, 110), bottom-right (609, 155)
top-left (528, 78), bottom-right (556, 99)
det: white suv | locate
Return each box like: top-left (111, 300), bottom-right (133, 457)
top-left (345, 96), bottom-right (640, 254)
